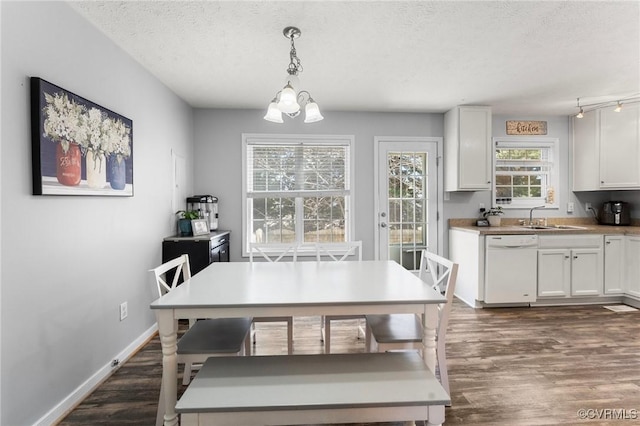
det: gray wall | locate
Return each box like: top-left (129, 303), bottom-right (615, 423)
top-left (1, 2), bottom-right (194, 424)
top-left (193, 109), bottom-right (443, 261)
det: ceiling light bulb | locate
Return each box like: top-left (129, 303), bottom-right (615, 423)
top-left (304, 100), bottom-right (324, 123)
top-left (264, 101), bottom-right (283, 123)
top-left (576, 108), bottom-right (584, 119)
top-left (614, 102), bottom-right (622, 112)
top-left (277, 84), bottom-right (300, 114)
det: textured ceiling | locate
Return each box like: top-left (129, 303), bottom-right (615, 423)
top-left (68, 1), bottom-right (640, 116)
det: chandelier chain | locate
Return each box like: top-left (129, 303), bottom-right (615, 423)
top-left (288, 36), bottom-right (303, 75)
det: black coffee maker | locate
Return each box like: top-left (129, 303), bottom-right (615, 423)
top-left (186, 195), bottom-right (219, 230)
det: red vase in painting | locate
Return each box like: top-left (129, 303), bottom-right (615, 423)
top-left (56, 142), bottom-right (81, 186)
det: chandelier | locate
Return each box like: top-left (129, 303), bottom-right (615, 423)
top-left (264, 26), bottom-right (324, 123)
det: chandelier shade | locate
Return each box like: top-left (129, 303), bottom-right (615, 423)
top-left (277, 84), bottom-right (300, 114)
top-left (304, 100), bottom-right (324, 123)
top-left (264, 26), bottom-right (324, 124)
top-left (263, 101), bottom-right (284, 123)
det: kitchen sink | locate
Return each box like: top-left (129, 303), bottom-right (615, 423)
top-left (552, 225), bottom-right (587, 230)
top-left (519, 225), bottom-right (588, 230)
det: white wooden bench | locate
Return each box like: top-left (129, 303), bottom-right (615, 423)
top-left (175, 352), bottom-right (450, 426)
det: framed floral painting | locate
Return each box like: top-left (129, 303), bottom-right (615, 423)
top-left (30, 77), bottom-right (134, 196)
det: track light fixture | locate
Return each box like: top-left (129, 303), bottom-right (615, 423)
top-left (264, 27), bottom-right (324, 124)
top-left (575, 99), bottom-right (584, 119)
top-left (575, 94), bottom-right (640, 118)
top-left (614, 101), bottom-right (622, 113)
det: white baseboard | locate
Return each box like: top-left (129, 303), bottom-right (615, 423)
top-left (34, 323), bottom-right (158, 426)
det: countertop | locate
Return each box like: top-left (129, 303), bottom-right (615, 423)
top-left (449, 218), bottom-right (640, 236)
top-left (163, 230), bottom-right (230, 241)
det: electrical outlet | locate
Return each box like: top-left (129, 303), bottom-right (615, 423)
top-left (479, 203), bottom-right (485, 210)
top-left (119, 302), bottom-right (128, 321)
top-left (567, 202), bottom-right (574, 213)
top-left (585, 202), bottom-right (592, 210)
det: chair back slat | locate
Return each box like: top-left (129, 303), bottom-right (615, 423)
top-left (249, 243), bottom-right (298, 262)
top-left (417, 250), bottom-right (458, 337)
top-left (315, 241), bottom-right (362, 261)
top-left (150, 254), bottom-right (192, 298)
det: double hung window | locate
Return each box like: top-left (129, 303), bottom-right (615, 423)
top-left (493, 138), bottom-right (559, 209)
top-left (242, 134), bottom-right (354, 255)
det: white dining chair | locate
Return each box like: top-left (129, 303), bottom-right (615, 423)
top-left (315, 241), bottom-right (363, 353)
top-left (249, 242), bottom-right (297, 355)
top-left (364, 250), bottom-right (458, 395)
top-left (151, 254), bottom-right (252, 426)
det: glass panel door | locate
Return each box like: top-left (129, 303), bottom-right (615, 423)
top-left (377, 140), bottom-right (437, 270)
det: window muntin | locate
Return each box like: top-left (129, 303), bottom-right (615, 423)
top-left (493, 138), bottom-right (559, 209)
top-left (387, 151), bottom-right (428, 270)
top-left (243, 134), bottom-right (354, 254)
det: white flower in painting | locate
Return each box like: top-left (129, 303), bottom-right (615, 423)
top-left (42, 92), bottom-right (85, 153)
top-left (106, 119), bottom-right (132, 160)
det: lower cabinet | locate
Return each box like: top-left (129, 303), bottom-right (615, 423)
top-left (162, 231), bottom-right (230, 278)
top-left (537, 235), bottom-right (603, 299)
top-left (537, 249), bottom-right (570, 298)
top-left (626, 235), bottom-right (640, 298)
top-left (604, 235), bottom-right (625, 294)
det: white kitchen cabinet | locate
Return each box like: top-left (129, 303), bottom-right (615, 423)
top-left (572, 109), bottom-right (599, 191)
top-left (444, 106), bottom-right (492, 191)
top-left (571, 248), bottom-right (603, 296)
top-left (604, 235), bottom-right (625, 294)
top-left (600, 104), bottom-right (640, 188)
top-left (626, 235), bottom-right (640, 298)
top-left (449, 229), bottom-right (485, 307)
top-left (537, 249), bottom-right (570, 297)
top-left (572, 104), bottom-right (640, 191)
top-left (537, 235), bottom-right (603, 298)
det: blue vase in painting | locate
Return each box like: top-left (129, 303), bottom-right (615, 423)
top-left (108, 154), bottom-right (126, 190)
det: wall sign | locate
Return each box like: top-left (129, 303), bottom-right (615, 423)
top-left (506, 120), bottom-right (547, 135)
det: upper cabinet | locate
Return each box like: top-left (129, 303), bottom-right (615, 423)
top-left (573, 103), bottom-right (640, 191)
top-left (444, 106), bottom-right (492, 191)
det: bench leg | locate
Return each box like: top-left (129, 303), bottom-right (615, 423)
top-left (287, 317), bottom-right (293, 355)
top-left (324, 317), bottom-right (331, 353)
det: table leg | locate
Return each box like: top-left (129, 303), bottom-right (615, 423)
top-left (157, 310), bottom-right (179, 426)
top-left (422, 304), bottom-right (438, 374)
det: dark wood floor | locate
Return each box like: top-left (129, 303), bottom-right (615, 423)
top-left (58, 300), bottom-right (640, 425)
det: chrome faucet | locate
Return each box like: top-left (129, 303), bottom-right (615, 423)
top-left (529, 205), bottom-right (546, 225)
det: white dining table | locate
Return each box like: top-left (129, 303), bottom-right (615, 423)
top-left (150, 260), bottom-right (446, 426)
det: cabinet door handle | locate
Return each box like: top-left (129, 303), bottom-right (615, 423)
top-left (573, 255), bottom-right (578, 259)
top-left (564, 255), bottom-right (570, 259)
top-left (606, 241), bottom-right (611, 244)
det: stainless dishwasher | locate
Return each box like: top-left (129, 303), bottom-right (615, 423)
top-left (485, 234), bottom-right (538, 304)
